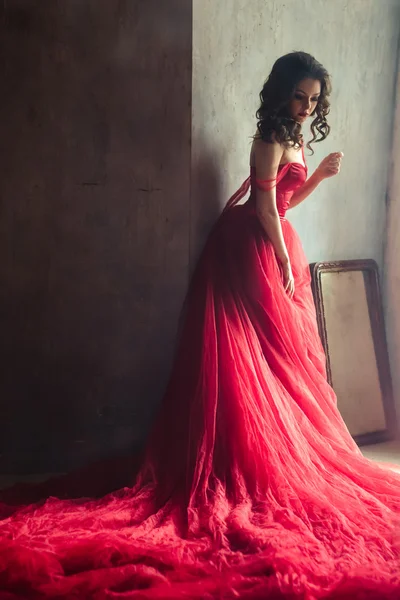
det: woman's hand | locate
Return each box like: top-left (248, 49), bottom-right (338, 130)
top-left (315, 152), bottom-right (343, 180)
top-left (281, 260), bottom-right (295, 298)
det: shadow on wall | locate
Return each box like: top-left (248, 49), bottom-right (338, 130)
top-left (0, 0), bottom-right (197, 475)
top-left (190, 132), bottom-right (225, 273)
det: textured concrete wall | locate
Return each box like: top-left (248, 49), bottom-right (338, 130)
top-left (385, 59), bottom-right (400, 414)
top-left (0, 0), bottom-right (192, 472)
top-left (192, 0), bottom-right (400, 268)
top-left (1, 1), bottom-right (399, 475)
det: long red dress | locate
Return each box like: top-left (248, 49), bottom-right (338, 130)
top-left (1, 156), bottom-right (400, 599)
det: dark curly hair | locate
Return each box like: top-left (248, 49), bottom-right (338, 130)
top-left (256, 51), bottom-right (331, 154)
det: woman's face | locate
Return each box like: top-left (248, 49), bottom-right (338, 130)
top-left (287, 78), bottom-right (321, 123)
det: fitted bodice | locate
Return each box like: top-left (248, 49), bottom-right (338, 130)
top-left (222, 150), bottom-right (308, 218)
top-left (249, 161), bottom-right (307, 219)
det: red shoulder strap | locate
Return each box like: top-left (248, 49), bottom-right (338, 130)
top-left (223, 176), bottom-right (251, 213)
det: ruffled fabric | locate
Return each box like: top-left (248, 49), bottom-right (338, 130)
top-left (1, 161), bottom-right (400, 599)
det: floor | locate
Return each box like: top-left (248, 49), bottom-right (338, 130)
top-left (361, 439), bottom-right (400, 470)
top-left (0, 472), bottom-right (60, 490)
top-left (1, 440), bottom-right (400, 491)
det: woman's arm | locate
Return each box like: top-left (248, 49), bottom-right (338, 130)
top-left (289, 151), bottom-right (343, 209)
top-left (289, 171), bottom-right (324, 209)
top-left (254, 139), bottom-right (294, 297)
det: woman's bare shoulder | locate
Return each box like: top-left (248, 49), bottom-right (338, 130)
top-left (253, 135), bottom-right (283, 159)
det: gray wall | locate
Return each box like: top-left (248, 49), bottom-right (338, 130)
top-left (1, 1), bottom-right (399, 474)
top-left (192, 0), bottom-right (400, 269)
top-left (0, 0), bottom-right (192, 472)
top-left (385, 61), bottom-right (400, 415)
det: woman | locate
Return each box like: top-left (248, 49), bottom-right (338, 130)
top-left (1, 51), bottom-right (400, 599)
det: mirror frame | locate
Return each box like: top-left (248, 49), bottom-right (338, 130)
top-left (310, 259), bottom-right (397, 446)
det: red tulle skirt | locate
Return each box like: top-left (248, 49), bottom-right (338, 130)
top-left (1, 197), bottom-right (400, 599)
